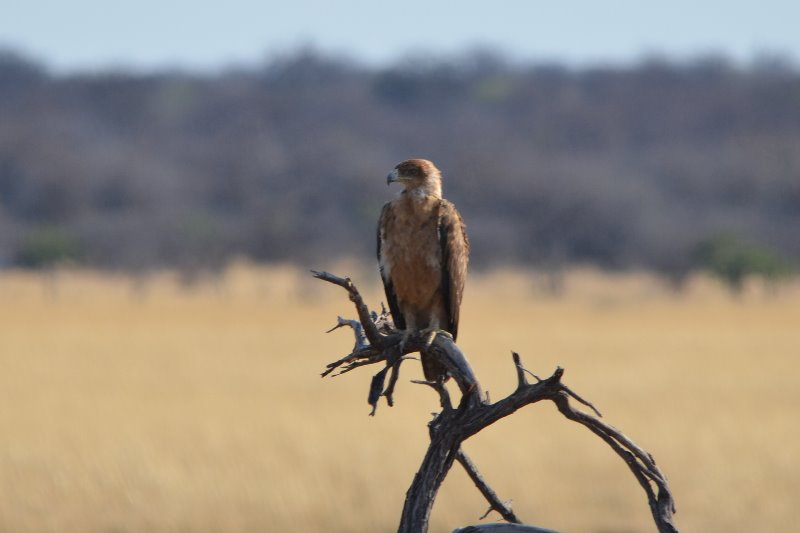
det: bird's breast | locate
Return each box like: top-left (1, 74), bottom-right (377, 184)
top-left (381, 197), bottom-right (443, 307)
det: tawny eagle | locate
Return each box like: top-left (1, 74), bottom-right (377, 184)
top-left (377, 159), bottom-right (470, 381)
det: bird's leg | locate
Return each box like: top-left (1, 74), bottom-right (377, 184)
top-left (398, 329), bottom-right (413, 352)
top-left (419, 327), bottom-right (452, 348)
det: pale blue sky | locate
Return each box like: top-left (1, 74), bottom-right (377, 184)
top-left (1, 0), bottom-right (798, 72)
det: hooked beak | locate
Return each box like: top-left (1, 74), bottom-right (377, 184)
top-left (386, 168), bottom-right (399, 185)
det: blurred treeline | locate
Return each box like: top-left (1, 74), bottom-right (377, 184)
top-left (1, 47), bottom-right (798, 284)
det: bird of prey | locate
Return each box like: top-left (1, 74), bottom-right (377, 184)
top-left (377, 159), bottom-right (469, 381)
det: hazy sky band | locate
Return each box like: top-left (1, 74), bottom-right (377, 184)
top-left (1, 1), bottom-right (798, 72)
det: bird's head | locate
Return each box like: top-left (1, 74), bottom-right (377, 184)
top-left (387, 159), bottom-right (442, 198)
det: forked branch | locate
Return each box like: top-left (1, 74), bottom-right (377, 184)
top-left (312, 269), bottom-right (481, 411)
top-left (314, 270), bottom-right (678, 533)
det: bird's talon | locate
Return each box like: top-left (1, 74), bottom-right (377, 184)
top-left (419, 327), bottom-right (449, 347)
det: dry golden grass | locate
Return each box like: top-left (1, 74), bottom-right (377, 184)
top-left (1, 263), bottom-right (798, 532)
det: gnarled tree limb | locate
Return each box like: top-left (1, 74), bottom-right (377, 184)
top-left (456, 449), bottom-right (520, 524)
top-left (314, 270), bottom-right (679, 533)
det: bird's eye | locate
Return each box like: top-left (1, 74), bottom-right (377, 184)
top-left (408, 168), bottom-right (419, 176)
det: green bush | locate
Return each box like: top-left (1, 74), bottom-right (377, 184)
top-left (693, 234), bottom-right (794, 291)
top-left (14, 228), bottom-right (79, 269)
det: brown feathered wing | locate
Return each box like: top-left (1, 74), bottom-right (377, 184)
top-left (377, 202), bottom-right (406, 332)
top-left (437, 199), bottom-right (469, 340)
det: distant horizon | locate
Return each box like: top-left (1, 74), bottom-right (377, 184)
top-left (3, 42), bottom-right (798, 77)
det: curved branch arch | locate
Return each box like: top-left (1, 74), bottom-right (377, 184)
top-left (313, 270), bottom-right (679, 533)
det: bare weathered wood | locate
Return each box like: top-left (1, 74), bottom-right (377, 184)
top-left (311, 270), bottom-right (386, 348)
top-left (456, 449), bottom-right (520, 524)
top-left (453, 524), bottom-right (558, 533)
top-left (315, 271), bottom-right (679, 533)
top-left (399, 406), bottom-right (463, 532)
top-left (454, 525), bottom-right (560, 533)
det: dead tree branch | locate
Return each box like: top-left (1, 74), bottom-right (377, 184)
top-left (456, 449), bottom-right (520, 524)
top-left (314, 270), bottom-right (679, 533)
top-left (312, 269), bottom-right (481, 412)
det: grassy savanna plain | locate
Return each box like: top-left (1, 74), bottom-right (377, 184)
top-left (0, 263), bottom-right (798, 533)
